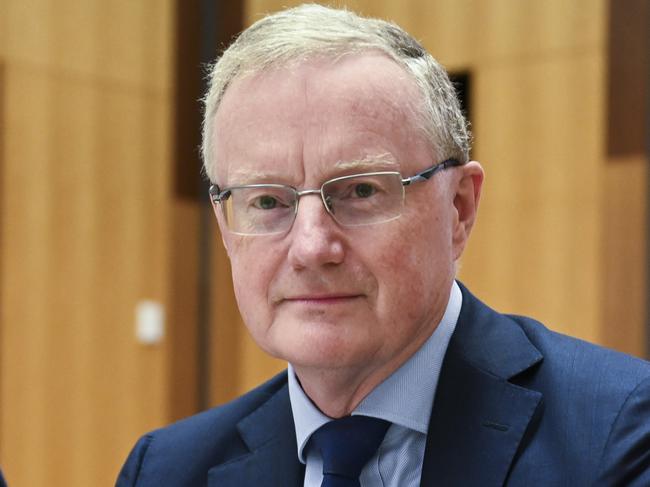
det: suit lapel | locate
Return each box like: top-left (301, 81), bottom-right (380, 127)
top-left (208, 383), bottom-right (304, 487)
top-left (421, 284), bottom-right (543, 486)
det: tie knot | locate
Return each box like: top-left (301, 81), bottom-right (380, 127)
top-left (309, 415), bottom-right (391, 483)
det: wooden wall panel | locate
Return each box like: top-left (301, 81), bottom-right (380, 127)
top-left (1, 65), bottom-right (172, 487)
top-left (4, 0), bottom-right (171, 93)
top-left (167, 201), bottom-right (200, 420)
top-left (0, 3), bottom-right (5, 460)
top-left (464, 52), bottom-right (605, 343)
top-left (0, 1), bottom-right (178, 485)
top-left (608, 0), bottom-right (649, 157)
top-left (602, 0), bottom-right (649, 357)
top-left (602, 156), bottom-right (647, 357)
top-left (210, 221), bottom-right (244, 405)
top-left (0, 1), bottom-right (6, 60)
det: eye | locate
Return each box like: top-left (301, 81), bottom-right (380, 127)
top-left (253, 195), bottom-right (280, 209)
top-left (353, 182), bottom-right (377, 198)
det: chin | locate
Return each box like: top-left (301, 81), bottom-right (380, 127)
top-left (257, 318), bottom-right (375, 367)
top-left (283, 340), bottom-right (373, 372)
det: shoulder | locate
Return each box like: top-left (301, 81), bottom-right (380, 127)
top-left (475, 300), bottom-right (650, 483)
top-left (509, 313), bottom-right (650, 392)
top-left (455, 282), bottom-right (650, 392)
top-left (116, 371), bottom-right (289, 487)
top-left (457, 284), bottom-right (650, 483)
top-left (512, 315), bottom-right (650, 484)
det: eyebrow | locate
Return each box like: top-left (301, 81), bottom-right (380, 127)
top-left (331, 153), bottom-right (399, 172)
top-left (226, 154), bottom-right (400, 185)
top-left (226, 168), bottom-right (276, 185)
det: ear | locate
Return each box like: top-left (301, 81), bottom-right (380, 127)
top-left (451, 161), bottom-right (484, 260)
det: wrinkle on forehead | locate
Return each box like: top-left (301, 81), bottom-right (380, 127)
top-left (226, 153), bottom-right (400, 186)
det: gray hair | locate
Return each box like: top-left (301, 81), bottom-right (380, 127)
top-left (201, 3), bottom-right (471, 182)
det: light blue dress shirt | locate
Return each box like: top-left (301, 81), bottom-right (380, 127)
top-left (288, 281), bottom-right (462, 487)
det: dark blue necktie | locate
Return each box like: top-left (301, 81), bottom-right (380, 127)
top-left (309, 415), bottom-right (391, 487)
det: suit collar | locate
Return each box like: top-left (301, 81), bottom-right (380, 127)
top-left (421, 283), bottom-right (544, 486)
top-left (449, 282), bottom-right (543, 380)
top-left (207, 381), bottom-right (304, 487)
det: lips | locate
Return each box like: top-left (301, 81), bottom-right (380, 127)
top-left (281, 293), bottom-right (363, 303)
top-left (284, 293), bottom-right (361, 301)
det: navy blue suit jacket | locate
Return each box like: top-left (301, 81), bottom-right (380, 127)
top-left (117, 284), bottom-right (650, 486)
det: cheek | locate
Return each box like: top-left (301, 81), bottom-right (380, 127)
top-left (373, 228), bottom-right (426, 300)
top-left (372, 213), bottom-right (454, 315)
top-left (228, 247), bottom-right (277, 323)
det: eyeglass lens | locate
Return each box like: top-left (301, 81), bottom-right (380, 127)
top-left (322, 173), bottom-right (404, 225)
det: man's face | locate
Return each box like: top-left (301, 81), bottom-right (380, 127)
top-left (212, 53), bottom-right (480, 381)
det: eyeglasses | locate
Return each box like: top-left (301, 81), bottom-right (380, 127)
top-left (209, 158), bottom-right (462, 236)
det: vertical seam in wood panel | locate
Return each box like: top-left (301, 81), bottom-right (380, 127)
top-left (607, 0), bottom-right (650, 359)
top-left (168, 0), bottom-right (203, 420)
top-left (646, 161), bottom-right (650, 360)
top-left (607, 0), bottom-right (649, 158)
top-left (205, 0), bottom-right (245, 407)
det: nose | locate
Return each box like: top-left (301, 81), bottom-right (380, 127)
top-left (287, 193), bottom-right (345, 269)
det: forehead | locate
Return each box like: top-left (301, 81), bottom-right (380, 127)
top-left (213, 53), bottom-right (432, 184)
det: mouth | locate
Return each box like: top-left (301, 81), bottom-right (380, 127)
top-left (281, 294), bottom-right (364, 305)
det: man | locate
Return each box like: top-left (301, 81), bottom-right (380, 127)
top-left (117, 4), bottom-right (650, 486)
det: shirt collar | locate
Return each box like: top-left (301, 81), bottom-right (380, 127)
top-left (288, 281), bottom-right (462, 463)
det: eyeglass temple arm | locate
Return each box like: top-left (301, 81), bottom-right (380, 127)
top-left (402, 158), bottom-right (462, 186)
top-left (209, 185), bottom-right (230, 203)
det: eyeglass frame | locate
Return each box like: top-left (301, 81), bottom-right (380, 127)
top-left (208, 158), bottom-right (463, 235)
